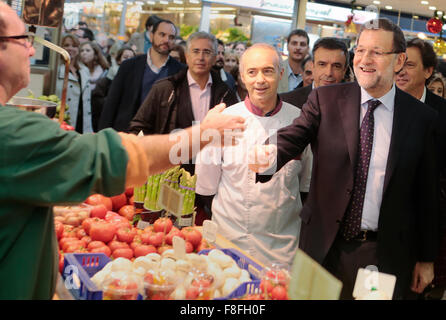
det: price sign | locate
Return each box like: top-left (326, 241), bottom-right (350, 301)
top-left (158, 183), bottom-right (184, 217)
top-left (202, 220), bottom-right (218, 243)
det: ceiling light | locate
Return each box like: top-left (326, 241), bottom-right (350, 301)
top-left (189, 0), bottom-right (200, 3)
top-left (373, 0), bottom-right (380, 4)
top-left (356, 6), bottom-right (362, 9)
top-left (173, 0), bottom-right (183, 3)
top-left (147, 0), bottom-right (155, 4)
top-left (413, 15), bottom-right (419, 19)
top-left (385, 5), bottom-right (392, 9)
top-left (421, 1), bottom-right (429, 4)
top-left (160, 0), bottom-right (168, 4)
top-left (437, 11), bottom-right (443, 15)
top-left (417, 32), bottom-right (427, 39)
top-left (429, 6), bottom-right (436, 10)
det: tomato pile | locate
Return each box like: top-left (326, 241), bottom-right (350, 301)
top-left (56, 188), bottom-right (209, 274)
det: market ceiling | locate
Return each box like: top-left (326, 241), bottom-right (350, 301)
top-left (325, 0), bottom-right (446, 18)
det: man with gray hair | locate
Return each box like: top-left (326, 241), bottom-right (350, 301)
top-left (129, 31), bottom-right (237, 172)
top-left (195, 43), bottom-right (312, 266)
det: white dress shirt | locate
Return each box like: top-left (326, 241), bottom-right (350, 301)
top-left (286, 62), bottom-right (302, 91)
top-left (359, 84), bottom-right (396, 231)
top-left (187, 70), bottom-right (212, 122)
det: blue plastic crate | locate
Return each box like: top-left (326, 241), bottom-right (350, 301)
top-left (62, 253), bottom-right (142, 300)
top-left (216, 280), bottom-right (261, 300)
top-left (62, 253), bottom-right (110, 300)
top-left (198, 248), bottom-right (263, 280)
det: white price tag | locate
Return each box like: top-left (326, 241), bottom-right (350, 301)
top-left (353, 267), bottom-right (396, 300)
top-left (158, 183), bottom-right (184, 216)
top-left (202, 220), bottom-right (218, 243)
top-left (173, 235), bottom-right (186, 260)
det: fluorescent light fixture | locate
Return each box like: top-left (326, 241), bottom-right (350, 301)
top-left (421, 1), bottom-right (429, 4)
top-left (189, 0), bottom-right (200, 3)
top-left (160, 0), bottom-right (168, 4)
top-left (437, 11), bottom-right (443, 15)
top-left (385, 5), bottom-right (392, 9)
top-left (147, 0), bottom-right (155, 4)
top-left (429, 6), bottom-right (436, 10)
top-left (173, 0), bottom-right (183, 3)
top-left (373, 0), bottom-right (380, 4)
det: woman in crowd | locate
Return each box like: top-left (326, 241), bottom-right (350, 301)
top-left (169, 44), bottom-right (186, 64)
top-left (224, 51), bottom-right (239, 74)
top-left (79, 41), bottom-right (110, 91)
top-left (56, 34), bottom-right (93, 133)
top-left (233, 41), bottom-right (247, 57)
top-left (428, 73), bottom-right (445, 98)
top-left (91, 46), bottom-right (136, 132)
top-left (229, 65), bottom-right (247, 102)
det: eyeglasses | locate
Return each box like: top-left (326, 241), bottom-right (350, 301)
top-left (354, 47), bottom-right (401, 59)
top-left (0, 33), bottom-right (34, 47)
top-left (190, 48), bottom-right (214, 57)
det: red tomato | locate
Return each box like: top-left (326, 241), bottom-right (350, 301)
top-left (118, 205), bottom-right (135, 221)
top-left (134, 244), bottom-right (157, 257)
top-left (62, 240), bottom-right (86, 252)
top-left (82, 217), bottom-right (101, 235)
top-left (112, 248), bottom-right (134, 260)
top-left (180, 227), bottom-right (202, 248)
top-left (59, 237), bottom-right (78, 250)
top-left (76, 228), bottom-right (87, 239)
top-left (81, 236), bottom-right (92, 245)
top-left (90, 246), bottom-right (111, 257)
top-left (157, 244), bottom-right (172, 255)
top-left (165, 227), bottom-right (184, 245)
top-left (87, 241), bottom-right (107, 251)
top-left (116, 227), bottom-right (137, 243)
top-left (143, 225), bottom-right (154, 234)
top-left (185, 287), bottom-right (199, 300)
top-left (110, 193), bottom-right (127, 212)
top-left (55, 221), bottom-right (64, 239)
top-left (140, 232), bottom-right (152, 245)
top-left (108, 240), bottom-right (130, 252)
top-left (271, 285), bottom-right (288, 300)
top-left (185, 241), bottom-right (194, 253)
top-left (265, 270), bottom-right (288, 286)
top-left (59, 252), bottom-right (65, 273)
top-left (89, 221), bottom-right (116, 243)
top-left (196, 239), bottom-right (215, 252)
top-left (259, 280), bottom-right (274, 295)
top-left (128, 196), bottom-right (134, 205)
top-left (89, 205), bottom-right (108, 219)
top-left (125, 188), bottom-right (134, 198)
top-left (148, 232), bottom-right (164, 247)
top-left (85, 194), bottom-right (113, 211)
top-left (153, 217), bottom-right (173, 234)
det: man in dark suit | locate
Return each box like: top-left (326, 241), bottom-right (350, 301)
top-left (281, 37), bottom-right (349, 108)
top-left (98, 19), bottom-right (185, 132)
top-left (396, 38), bottom-right (446, 299)
top-left (250, 18), bottom-right (439, 299)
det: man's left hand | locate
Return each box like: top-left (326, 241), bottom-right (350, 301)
top-left (410, 262), bottom-right (434, 293)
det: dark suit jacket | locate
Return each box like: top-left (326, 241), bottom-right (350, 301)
top-left (425, 89), bottom-right (446, 230)
top-left (258, 82), bottom-right (440, 296)
top-left (98, 54), bottom-right (185, 132)
top-left (280, 84), bottom-right (312, 109)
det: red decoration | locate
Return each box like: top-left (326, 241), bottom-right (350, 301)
top-left (345, 14), bottom-right (354, 26)
top-left (426, 18), bottom-right (443, 34)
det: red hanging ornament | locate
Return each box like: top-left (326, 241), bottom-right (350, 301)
top-left (426, 18), bottom-right (443, 34)
top-left (345, 14), bottom-right (354, 26)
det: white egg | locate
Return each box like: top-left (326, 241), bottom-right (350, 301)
top-left (223, 266), bottom-right (241, 279)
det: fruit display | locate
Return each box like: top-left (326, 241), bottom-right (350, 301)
top-left (27, 91), bottom-right (70, 123)
top-left (53, 205), bottom-right (91, 226)
top-left (102, 271), bottom-right (141, 300)
top-left (258, 263), bottom-right (290, 300)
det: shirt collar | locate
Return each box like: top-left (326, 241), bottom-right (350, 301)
top-left (360, 83), bottom-right (396, 112)
top-left (187, 70), bottom-right (213, 88)
top-left (244, 95), bottom-right (283, 117)
top-left (420, 86), bottom-right (427, 103)
top-left (146, 51), bottom-right (170, 71)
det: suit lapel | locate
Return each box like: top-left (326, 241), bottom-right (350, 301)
top-left (383, 88), bottom-right (414, 193)
top-left (338, 83), bottom-right (361, 168)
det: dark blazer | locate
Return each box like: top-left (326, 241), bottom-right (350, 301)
top-left (280, 84), bottom-right (312, 108)
top-left (98, 54), bottom-right (185, 132)
top-left (258, 82), bottom-right (440, 297)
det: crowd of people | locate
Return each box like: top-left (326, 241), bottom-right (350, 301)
top-left (1, 2), bottom-right (446, 300)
